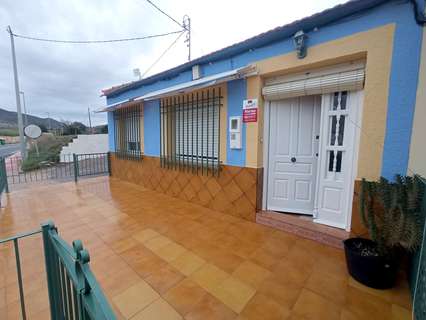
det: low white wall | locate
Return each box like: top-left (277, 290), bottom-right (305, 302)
top-left (60, 134), bottom-right (108, 162)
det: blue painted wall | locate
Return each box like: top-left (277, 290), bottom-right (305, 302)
top-left (143, 99), bottom-right (161, 156)
top-left (381, 13), bottom-right (423, 179)
top-left (107, 111), bottom-right (115, 152)
top-left (227, 79), bottom-right (246, 166)
top-left (105, 1), bottom-right (423, 176)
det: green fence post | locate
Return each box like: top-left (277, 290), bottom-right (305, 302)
top-left (73, 153), bottom-right (78, 183)
top-left (3, 158), bottom-right (9, 193)
top-left (107, 152), bottom-right (112, 176)
top-left (41, 221), bottom-right (60, 319)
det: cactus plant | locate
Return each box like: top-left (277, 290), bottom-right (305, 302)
top-left (359, 175), bottom-right (424, 256)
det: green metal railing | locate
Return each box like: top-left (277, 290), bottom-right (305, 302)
top-left (0, 221), bottom-right (116, 320)
top-left (0, 157), bottom-right (9, 204)
top-left (4, 152), bottom-right (110, 185)
top-left (413, 177), bottom-right (426, 320)
top-left (74, 153), bottom-right (109, 180)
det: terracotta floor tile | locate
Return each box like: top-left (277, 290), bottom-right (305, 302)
top-left (347, 276), bottom-right (393, 303)
top-left (0, 177), bottom-right (413, 319)
top-left (209, 276), bottom-right (256, 313)
top-left (344, 286), bottom-right (392, 320)
top-left (155, 242), bottom-right (187, 262)
top-left (131, 250), bottom-right (168, 279)
top-left (163, 278), bottom-right (208, 316)
top-left (208, 249), bottom-right (244, 274)
top-left (305, 270), bottom-right (348, 305)
top-left (169, 251), bottom-right (206, 276)
top-left (185, 293), bottom-right (237, 320)
top-left (144, 264), bottom-right (185, 295)
top-left (132, 228), bottom-right (161, 243)
top-left (144, 235), bottom-right (173, 252)
top-left (119, 244), bottom-right (155, 266)
top-left (390, 276), bottom-right (412, 309)
top-left (391, 304), bottom-right (411, 320)
top-left (99, 267), bottom-right (142, 297)
top-left (131, 298), bottom-right (182, 320)
top-left (241, 293), bottom-right (291, 320)
top-left (190, 263), bottom-right (229, 293)
top-left (270, 260), bottom-right (311, 287)
top-left (232, 260), bottom-right (271, 289)
top-left (292, 288), bottom-right (341, 320)
top-left (112, 280), bottom-right (159, 318)
top-left (257, 277), bottom-right (302, 309)
top-left (249, 248), bottom-right (281, 271)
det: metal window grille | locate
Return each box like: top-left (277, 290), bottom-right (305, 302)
top-left (160, 87), bottom-right (222, 176)
top-left (113, 105), bottom-right (142, 160)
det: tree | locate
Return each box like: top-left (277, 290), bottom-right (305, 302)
top-left (63, 122), bottom-right (87, 135)
top-left (39, 124), bottom-right (48, 133)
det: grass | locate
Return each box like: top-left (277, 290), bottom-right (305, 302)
top-left (0, 128), bottom-right (19, 136)
top-left (21, 134), bottom-right (74, 171)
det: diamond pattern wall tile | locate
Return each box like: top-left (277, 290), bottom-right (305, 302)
top-left (206, 179), bottom-right (222, 198)
top-left (234, 169), bottom-right (256, 192)
top-left (211, 190), bottom-right (231, 212)
top-left (111, 155), bottom-right (259, 222)
top-left (223, 180), bottom-right (244, 203)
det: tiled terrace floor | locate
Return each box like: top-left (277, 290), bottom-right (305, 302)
top-left (0, 176), bottom-right (412, 319)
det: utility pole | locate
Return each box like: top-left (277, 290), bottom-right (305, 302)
top-left (7, 26), bottom-right (26, 159)
top-left (19, 91), bottom-right (28, 126)
top-left (183, 15), bottom-right (191, 61)
top-left (87, 107), bottom-right (92, 134)
top-left (46, 112), bottom-right (52, 131)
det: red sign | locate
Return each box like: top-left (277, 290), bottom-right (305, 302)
top-left (243, 108), bottom-right (258, 123)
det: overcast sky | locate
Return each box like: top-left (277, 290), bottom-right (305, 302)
top-left (0, 0), bottom-right (347, 126)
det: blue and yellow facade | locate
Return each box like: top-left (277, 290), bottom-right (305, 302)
top-left (104, 0), bottom-right (425, 228)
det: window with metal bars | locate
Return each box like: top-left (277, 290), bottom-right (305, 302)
top-left (113, 105), bottom-right (143, 159)
top-left (160, 87), bottom-right (222, 176)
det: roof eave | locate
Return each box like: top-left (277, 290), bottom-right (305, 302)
top-left (103, 0), bottom-right (389, 98)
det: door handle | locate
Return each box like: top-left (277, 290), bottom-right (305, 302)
top-left (291, 157), bottom-right (296, 163)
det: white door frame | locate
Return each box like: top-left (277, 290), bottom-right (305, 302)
top-left (262, 91), bottom-right (364, 231)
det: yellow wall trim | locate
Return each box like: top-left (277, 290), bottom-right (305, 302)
top-left (246, 24), bottom-right (395, 180)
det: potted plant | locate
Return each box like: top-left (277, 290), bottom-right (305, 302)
top-left (344, 175), bottom-right (424, 289)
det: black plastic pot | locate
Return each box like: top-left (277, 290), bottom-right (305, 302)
top-left (343, 238), bottom-right (398, 289)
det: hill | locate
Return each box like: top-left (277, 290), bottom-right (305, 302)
top-left (0, 107), bottom-right (65, 130)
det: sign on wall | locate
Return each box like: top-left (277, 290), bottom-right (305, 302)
top-left (242, 99), bottom-right (258, 123)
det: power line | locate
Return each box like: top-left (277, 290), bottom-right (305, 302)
top-left (9, 30), bottom-right (183, 44)
top-left (142, 31), bottom-right (185, 78)
top-left (143, 0), bottom-right (185, 29)
top-left (142, 0), bottom-right (191, 60)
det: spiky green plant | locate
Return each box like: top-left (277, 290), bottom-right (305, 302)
top-left (359, 175), bottom-right (425, 256)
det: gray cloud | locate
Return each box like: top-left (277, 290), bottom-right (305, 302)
top-left (0, 0), bottom-right (346, 126)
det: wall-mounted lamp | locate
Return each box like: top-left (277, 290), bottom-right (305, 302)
top-left (293, 30), bottom-right (308, 59)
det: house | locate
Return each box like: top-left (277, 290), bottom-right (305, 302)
top-left (100, 0), bottom-right (426, 236)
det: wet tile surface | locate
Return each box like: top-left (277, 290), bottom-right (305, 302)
top-left (0, 176), bottom-right (412, 319)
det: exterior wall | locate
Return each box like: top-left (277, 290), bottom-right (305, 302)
top-left (105, 1), bottom-right (424, 231)
top-left (110, 154), bottom-right (259, 221)
top-left (107, 1), bottom-right (422, 179)
top-left (107, 112), bottom-right (115, 152)
top-left (107, 105), bottom-right (146, 154)
top-left (226, 79), bottom-right (247, 166)
top-left (143, 100), bottom-right (161, 156)
top-left (249, 24), bottom-right (402, 181)
top-left (408, 26), bottom-right (426, 178)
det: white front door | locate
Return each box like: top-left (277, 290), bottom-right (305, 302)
top-left (267, 96), bottom-right (321, 215)
top-left (315, 91), bottom-right (361, 229)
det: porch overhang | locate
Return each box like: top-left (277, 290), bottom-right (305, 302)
top-left (96, 65), bottom-right (257, 112)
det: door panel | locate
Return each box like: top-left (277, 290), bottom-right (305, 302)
top-left (267, 96), bottom-right (321, 214)
top-left (316, 91), bottom-right (360, 228)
